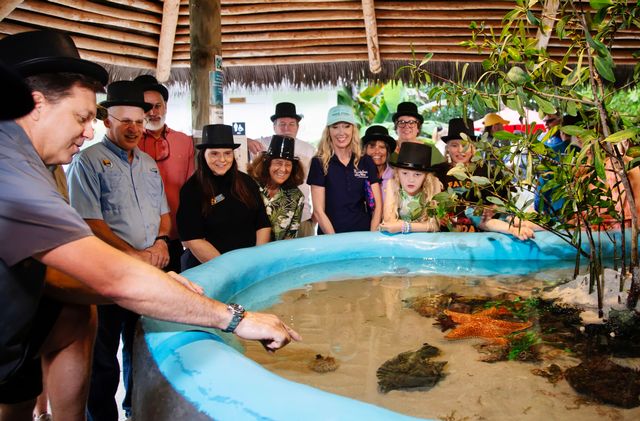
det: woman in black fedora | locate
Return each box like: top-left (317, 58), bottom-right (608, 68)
top-left (177, 124), bottom-right (271, 270)
top-left (392, 101), bottom-right (424, 152)
top-left (439, 118), bottom-right (537, 238)
top-left (438, 117), bottom-right (485, 232)
top-left (379, 142), bottom-right (442, 234)
top-left (361, 125), bottom-right (396, 203)
top-left (248, 135), bottom-right (306, 240)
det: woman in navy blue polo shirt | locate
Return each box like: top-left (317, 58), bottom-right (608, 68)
top-left (307, 105), bottom-right (382, 234)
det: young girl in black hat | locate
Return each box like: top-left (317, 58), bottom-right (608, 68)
top-left (379, 143), bottom-right (442, 233)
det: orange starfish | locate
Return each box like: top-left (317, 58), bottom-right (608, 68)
top-left (443, 308), bottom-right (532, 345)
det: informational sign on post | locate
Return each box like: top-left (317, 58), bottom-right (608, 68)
top-left (210, 54), bottom-right (224, 123)
top-left (232, 122), bottom-right (248, 173)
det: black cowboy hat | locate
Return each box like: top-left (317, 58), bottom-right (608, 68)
top-left (270, 102), bottom-right (303, 122)
top-left (133, 74), bottom-right (169, 102)
top-left (441, 118), bottom-right (477, 142)
top-left (361, 125), bottom-right (397, 153)
top-left (266, 135), bottom-right (297, 161)
top-left (0, 30), bottom-right (108, 86)
top-left (392, 101), bottom-right (424, 125)
top-left (196, 124), bottom-right (241, 150)
top-left (99, 81), bottom-right (152, 112)
top-left (0, 60), bottom-right (34, 120)
top-left (390, 142), bottom-right (438, 172)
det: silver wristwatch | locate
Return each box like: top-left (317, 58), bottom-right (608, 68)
top-left (222, 303), bottom-right (245, 333)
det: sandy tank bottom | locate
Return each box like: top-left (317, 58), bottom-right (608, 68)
top-left (242, 272), bottom-right (640, 421)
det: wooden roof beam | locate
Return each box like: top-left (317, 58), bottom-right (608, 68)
top-left (7, 9), bottom-right (158, 47)
top-left (156, 0), bottom-right (181, 82)
top-left (0, 0), bottom-right (23, 21)
top-left (47, 0), bottom-right (160, 24)
top-left (102, 0), bottom-right (162, 14)
top-left (362, 0), bottom-right (381, 73)
top-left (18, 0), bottom-right (159, 34)
top-left (222, 1), bottom-right (361, 15)
top-left (222, 10), bottom-right (363, 25)
top-left (537, 0), bottom-right (559, 49)
top-left (80, 49), bottom-right (155, 69)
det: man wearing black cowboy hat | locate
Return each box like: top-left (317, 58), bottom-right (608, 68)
top-left (67, 79), bottom-right (173, 420)
top-left (392, 101), bottom-right (425, 152)
top-left (247, 102), bottom-right (317, 237)
top-left (0, 29), bottom-right (108, 421)
top-left (134, 75), bottom-right (195, 273)
top-left (0, 31), bottom-right (299, 421)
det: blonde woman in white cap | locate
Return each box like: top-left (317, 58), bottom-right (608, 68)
top-left (307, 105), bottom-right (382, 234)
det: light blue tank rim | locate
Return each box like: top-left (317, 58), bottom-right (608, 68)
top-left (139, 230), bottom-right (626, 420)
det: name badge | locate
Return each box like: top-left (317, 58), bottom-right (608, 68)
top-left (354, 169), bottom-right (368, 178)
top-left (211, 193), bottom-right (225, 205)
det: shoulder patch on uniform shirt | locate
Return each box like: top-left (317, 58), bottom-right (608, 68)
top-left (102, 159), bottom-right (112, 168)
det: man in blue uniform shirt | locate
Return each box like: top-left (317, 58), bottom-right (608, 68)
top-left (67, 80), bottom-right (170, 420)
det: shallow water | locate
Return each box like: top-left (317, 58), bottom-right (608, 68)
top-left (242, 272), bottom-right (640, 420)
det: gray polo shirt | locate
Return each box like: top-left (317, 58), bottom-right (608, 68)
top-left (0, 120), bottom-right (92, 380)
top-left (0, 121), bottom-right (91, 266)
top-left (67, 137), bottom-right (169, 250)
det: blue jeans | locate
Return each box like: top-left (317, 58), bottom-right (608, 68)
top-left (87, 304), bottom-right (139, 421)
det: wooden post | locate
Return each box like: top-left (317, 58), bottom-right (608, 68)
top-left (361, 0), bottom-right (381, 73)
top-left (536, 0), bottom-right (559, 49)
top-left (190, 0), bottom-right (222, 143)
top-left (156, 0), bottom-right (180, 82)
top-left (0, 0), bottom-right (23, 21)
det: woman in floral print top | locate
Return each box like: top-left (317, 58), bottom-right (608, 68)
top-left (248, 135), bottom-right (306, 240)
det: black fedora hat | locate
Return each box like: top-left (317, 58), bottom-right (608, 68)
top-left (361, 125), bottom-right (397, 153)
top-left (266, 135), bottom-right (297, 161)
top-left (134, 74), bottom-right (169, 102)
top-left (0, 30), bottom-right (108, 86)
top-left (0, 60), bottom-right (34, 120)
top-left (390, 142), bottom-right (438, 172)
top-left (100, 81), bottom-right (152, 112)
top-left (270, 102), bottom-right (303, 122)
top-left (196, 124), bottom-right (241, 150)
top-left (392, 101), bottom-right (424, 124)
top-left (441, 118), bottom-right (477, 142)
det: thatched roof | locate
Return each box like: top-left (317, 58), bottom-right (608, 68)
top-left (1, 0), bottom-right (638, 88)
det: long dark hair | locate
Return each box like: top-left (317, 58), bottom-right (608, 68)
top-left (195, 149), bottom-right (258, 216)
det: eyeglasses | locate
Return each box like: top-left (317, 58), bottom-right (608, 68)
top-left (108, 114), bottom-right (146, 128)
top-left (397, 120), bottom-right (418, 128)
top-left (143, 137), bottom-right (170, 161)
top-left (276, 122), bottom-right (298, 128)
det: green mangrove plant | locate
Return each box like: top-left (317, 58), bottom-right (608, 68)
top-left (403, 0), bottom-right (640, 314)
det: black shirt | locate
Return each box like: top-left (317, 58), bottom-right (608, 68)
top-left (177, 171), bottom-right (270, 269)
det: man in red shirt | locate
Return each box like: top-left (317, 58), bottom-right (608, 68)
top-left (134, 75), bottom-right (195, 272)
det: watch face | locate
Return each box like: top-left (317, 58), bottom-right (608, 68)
top-left (224, 303), bottom-right (246, 333)
top-left (228, 303), bottom-right (245, 314)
